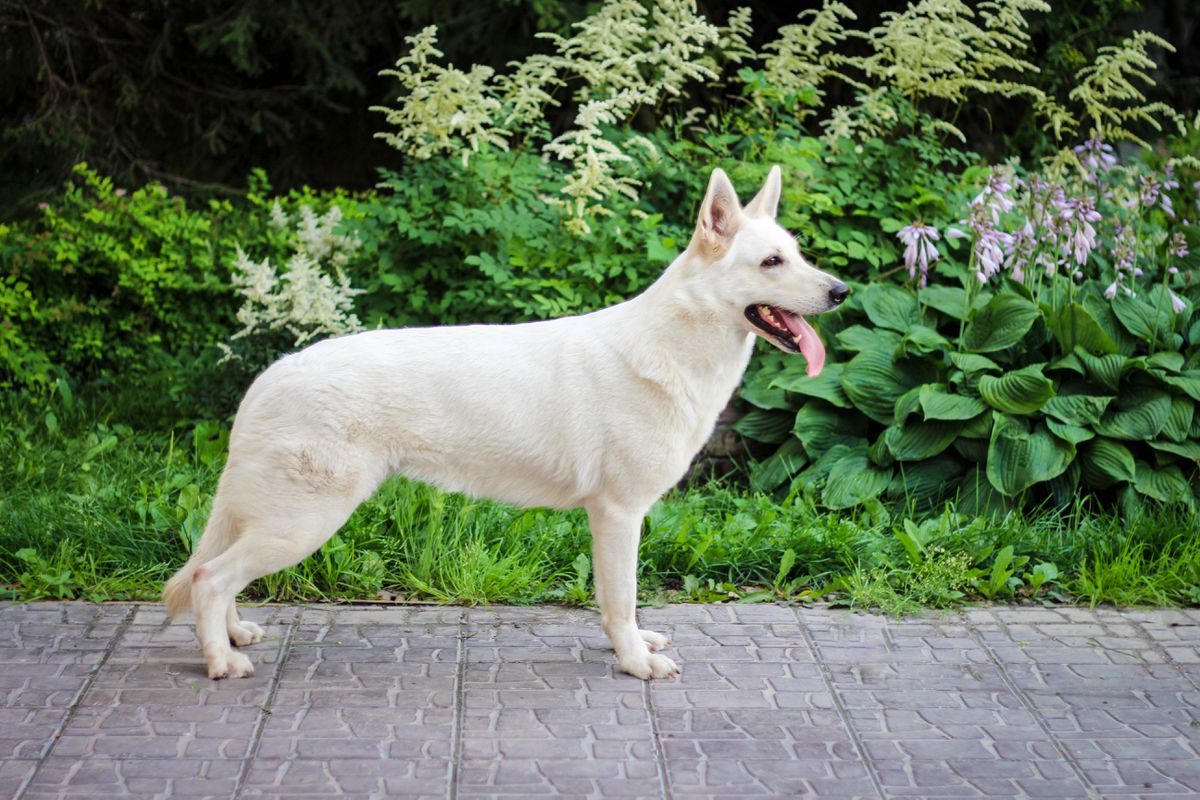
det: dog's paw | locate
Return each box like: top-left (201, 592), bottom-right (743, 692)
top-left (620, 652), bottom-right (680, 680)
top-left (229, 620), bottom-right (265, 647)
top-left (207, 649), bottom-right (256, 680)
top-left (639, 629), bottom-right (670, 652)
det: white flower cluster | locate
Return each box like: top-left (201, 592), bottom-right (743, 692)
top-left (373, 0), bottom-right (745, 232)
top-left (221, 204), bottom-right (364, 360)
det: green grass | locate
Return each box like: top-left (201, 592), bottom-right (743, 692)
top-left (2, 389), bottom-right (1199, 611)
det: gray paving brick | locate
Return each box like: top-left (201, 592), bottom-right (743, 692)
top-left (11, 601), bottom-right (1200, 799)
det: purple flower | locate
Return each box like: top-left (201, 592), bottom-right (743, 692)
top-left (1169, 289), bottom-right (1187, 314)
top-left (1073, 137), bottom-right (1117, 179)
top-left (115, 188), bottom-right (127, 197)
top-left (896, 223), bottom-right (940, 287)
top-left (37, 202), bottom-right (48, 210)
top-left (1059, 197), bottom-right (1101, 266)
top-left (1168, 232), bottom-right (1188, 260)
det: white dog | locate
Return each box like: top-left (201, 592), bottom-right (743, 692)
top-left (163, 166), bottom-right (847, 680)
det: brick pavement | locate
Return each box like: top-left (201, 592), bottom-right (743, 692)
top-left (2, 601), bottom-right (1199, 799)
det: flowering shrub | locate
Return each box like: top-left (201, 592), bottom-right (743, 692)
top-left (221, 203), bottom-right (365, 362)
top-left (739, 144), bottom-right (1200, 515)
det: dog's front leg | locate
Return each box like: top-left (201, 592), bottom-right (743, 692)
top-left (587, 502), bottom-right (678, 679)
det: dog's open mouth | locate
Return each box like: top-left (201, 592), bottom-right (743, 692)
top-left (745, 304), bottom-right (827, 376)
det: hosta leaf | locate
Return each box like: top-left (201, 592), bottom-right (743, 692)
top-left (1048, 352), bottom-right (1085, 375)
top-left (1162, 397), bottom-right (1194, 443)
top-left (1079, 438), bottom-right (1137, 488)
top-left (986, 414), bottom-right (1074, 496)
top-left (1042, 395), bottom-right (1113, 426)
top-left (1046, 461), bottom-right (1083, 507)
top-left (1148, 439), bottom-right (1200, 461)
top-left (959, 412), bottom-right (994, 439)
top-left (750, 437), bottom-right (807, 493)
top-left (841, 349), bottom-right (937, 424)
top-left (978, 365), bottom-right (1055, 414)
top-left (1092, 387), bottom-right (1172, 440)
top-left (1112, 287), bottom-right (1176, 347)
top-left (793, 400), bottom-right (867, 455)
top-left (957, 465), bottom-right (1015, 519)
top-left (1074, 348), bottom-right (1128, 391)
top-left (963, 294), bottom-right (1039, 352)
top-left (1133, 462), bottom-right (1195, 504)
top-left (887, 454), bottom-right (963, 505)
top-left (862, 283), bottom-right (919, 332)
top-left (771, 362), bottom-right (852, 408)
top-left (1050, 302), bottom-right (1117, 355)
top-left (920, 285), bottom-right (969, 320)
top-left (836, 325), bottom-right (901, 353)
top-left (902, 325), bottom-right (950, 356)
top-left (1163, 371), bottom-right (1200, 402)
top-left (1045, 418), bottom-right (1094, 444)
top-left (954, 437), bottom-right (989, 463)
top-left (734, 409), bottom-right (794, 443)
top-left (822, 450), bottom-right (892, 509)
top-left (1148, 352), bottom-right (1185, 372)
top-left (949, 352), bottom-right (1002, 374)
top-left (885, 419), bottom-right (965, 461)
top-left (893, 386), bottom-right (924, 424)
top-left (919, 385), bottom-right (988, 420)
top-left (740, 367), bottom-right (791, 410)
top-left (795, 442), bottom-right (864, 490)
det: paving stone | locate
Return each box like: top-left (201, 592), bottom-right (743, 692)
top-left (11, 601), bottom-right (1200, 799)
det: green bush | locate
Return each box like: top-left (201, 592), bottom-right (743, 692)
top-left (738, 147), bottom-right (1200, 516)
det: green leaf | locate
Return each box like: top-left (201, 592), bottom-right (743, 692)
top-left (750, 437), bottom-right (808, 493)
top-left (1162, 397), bottom-right (1194, 443)
top-left (949, 352), bottom-right (1002, 374)
top-left (1045, 418), bottom-right (1094, 445)
top-left (893, 385), bottom-right (924, 423)
top-left (836, 325), bottom-right (901, 353)
top-left (887, 454), bottom-right (963, 505)
top-left (1163, 371), bottom-right (1200, 402)
top-left (793, 400), bottom-right (867, 455)
top-left (1147, 352), bottom-right (1185, 372)
top-left (841, 349), bottom-right (937, 425)
top-left (862, 283), bottom-right (919, 332)
top-left (1074, 348), bottom-right (1128, 391)
top-left (1079, 438), bottom-right (1137, 488)
top-left (920, 285), bottom-right (969, 320)
top-left (963, 294), bottom-right (1039, 353)
top-left (1112, 288), bottom-right (1175, 347)
top-left (1093, 387), bottom-right (1172, 440)
top-left (740, 366), bottom-right (791, 410)
top-left (822, 450), bottom-right (892, 509)
top-left (978, 365), bottom-right (1055, 414)
top-left (885, 419), bottom-right (965, 461)
top-left (901, 325), bottom-right (950, 356)
top-left (1133, 462), bottom-right (1194, 504)
top-left (1148, 439), bottom-right (1200, 461)
top-left (986, 414), bottom-right (1074, 496)
top-left (919, 385), bottom-right (987, 420)
top-left (1042, 395), bottom-right (1113, 426)
top-left (1049, 303), bottom-right (1117, 355)
top-left (734, 409), bottom-right (793, 443)
top-left (770, 362), bottom-right (851, 408)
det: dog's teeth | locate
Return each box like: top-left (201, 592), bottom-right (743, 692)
top-left (793, 334), bottom-right (802, 346)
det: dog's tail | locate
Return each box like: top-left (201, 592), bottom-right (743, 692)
top-left (162, 502), bottom-right (239, 618)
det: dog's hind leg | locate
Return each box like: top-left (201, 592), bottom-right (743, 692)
top-left (226, 602), bottom-right (265, 647)
top-left (193, 502), bottom-right (356, 679)
top-left (587, 501), bottom-right (678, 680)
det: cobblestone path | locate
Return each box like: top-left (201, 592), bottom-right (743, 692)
top-left (2, 602), bottom-right (1200, 799)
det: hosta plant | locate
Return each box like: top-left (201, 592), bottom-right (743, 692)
top-left (738, 144), bottom-right (1200, 516)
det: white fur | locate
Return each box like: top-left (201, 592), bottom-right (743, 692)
top-left (163, 166), bottom-right (844, 680)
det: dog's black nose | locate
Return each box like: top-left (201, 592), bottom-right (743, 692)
top-left (829, 281), bottom-right (849, 306)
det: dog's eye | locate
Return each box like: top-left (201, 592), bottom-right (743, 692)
top-left (760, 255), bottom-right (783, 268)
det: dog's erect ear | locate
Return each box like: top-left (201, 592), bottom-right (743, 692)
top-left (692, 168), bottom-right (742, 258)
top-left (744, 165), bottom-right (782, 220)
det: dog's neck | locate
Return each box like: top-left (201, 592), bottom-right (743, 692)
top-left (609, 250), bottom-right (756, 406)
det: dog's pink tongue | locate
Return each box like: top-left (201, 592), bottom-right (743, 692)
top-left (780, 311), bottom-right (826, 377)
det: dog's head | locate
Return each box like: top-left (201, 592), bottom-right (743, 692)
top-left (687, 166), bottom-right (847, 377)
